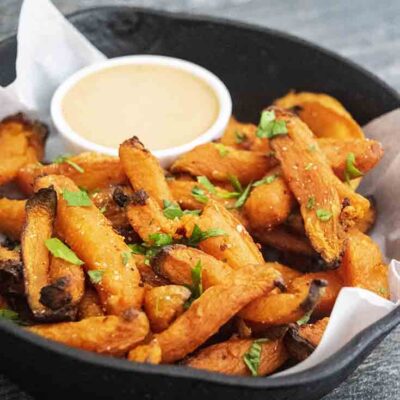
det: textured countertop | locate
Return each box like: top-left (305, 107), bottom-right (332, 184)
top-left (0, 1), bottom-right (400, 399)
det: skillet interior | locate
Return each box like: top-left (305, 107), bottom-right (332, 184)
top-left (0, 6), bottom-right (399, 400)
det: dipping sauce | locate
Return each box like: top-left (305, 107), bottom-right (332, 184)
top-left (61, 64), bottom-right (220, 151)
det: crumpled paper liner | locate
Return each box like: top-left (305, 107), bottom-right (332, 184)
top-left (0, 0), bottom-right (399, 377)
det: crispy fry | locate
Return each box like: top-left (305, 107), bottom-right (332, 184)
top-left (352, 199), bottom-right (376, 233)
top-left (119, 137), bottom-right (173, 206)
top-left (144, 285), bottom-right (191, 333)
top-left (17, 152), bottom-right (126, 195)
top-left (340, 229), bottom-right (389, 298)
top-left (270, 107), bottom-right (345, 266)
top-left (0, 198), bottom-right (26, 240)
top-left (152, 245), bottom-right (232, 288)
top-left (0, 113), bottom-right (48, 185)
top-left (156, 264), bottom-right (281, 362)
top-left (285, 317), bottom-right (329, 361)
top-left (35, 175), bottom-right (144, 315)
top-left (171, 143), bottom-right (275, 185)
top-left (274, 91), bottom-right (364, 139)
top-left (193, 200), bottom-right (264, 269)
top-left (128, 339), bottom-right (162, 364)
top-left (21, 187), bottom-right (57, 319)
top-left (40, 256), bottom-right (85, 311)
top-left (244, 176), bottom-right (295, 230)
top-left (239, 278), bottom-right (327, 326)
top-left (0, 246), bottom-right (24, 296)
top-left (186, 338), bottom-right (287, 376)
top-left (27, 309), bottom-right (149, 356)
top-left (78, 287), bottom-right (105, 319)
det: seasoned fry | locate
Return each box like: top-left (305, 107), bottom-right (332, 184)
top-left (186, 338), bottom-right (287, 376)
top-left (119, 137), bottom-right (173, 206)
top-left (40, 256), bottom-right (85, 311)
top-left (35, 175), bottom-right (144, 315)
top-left (274, 91), bottom-right (364, 139)
top-left (27, 309), bottom-right (149, 356)
top-left (0, 198), bottom-right (26, 240)
top-left (77, 287), bottom-right (104, 319)
top-left (17, 152), bottom-right (126, 195)
top-left (270, 107), bottom-right (345, 266)
top-left (144, 285), bottom-right (191, 333)
top-left (340, 229), bottom-right (389, 298)
top-left (128, 339), bottom-right (162, 364)
top-left (0, 246), bottom-right (24, 296)
top-left (284, 317), bottom-right (329, 361)
top-left (352, 199), bottom-right (376, 233)
top-left (193, 200), bottom-right (264, 269)
top-left (156, 264), bottom-right (281, 362)
top-left (244, 176), bottom-right (295, 230)
top-left (239, 278), bottom-right (327, 326)
top-left (171, 143), bottom-right (275, 185)
top-left (0, 113), bottom-right (48, 185)
top-left (21, 187), bottom-right (57, 319)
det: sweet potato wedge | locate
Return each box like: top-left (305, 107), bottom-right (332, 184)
top-left (21, 187), bottom-right (57, 319)
top-left (0, 198), bottom-right (26, 241)
top-left (155, 264), bottom-right (281, 362)
top-left (128, 339), bottom-right (162, 364)
top-left (284, 317), bottom-right (329, 361)
top-left (270, 107), bottom-right (345, 266)
top-left (144, 285), bottom-right (191, 333)
top-left (244, 176), bottom-right (295, 230)
top-left (340, 229), bottom-right (389, 298)
top-left (186, 338), bottom-right (287, 376)
top-left (239, 278), bottom-right (327, 326)
top-left (171, 143), bottom-right (275, 185)
top-left (119, 137), bottom-right (173, 206)
top-left (193, 200), bottom-right (264, 269)
top-left (40, 256), bottom-right (85, 312)
top-left (35, 175), bottom-right (144, 315)
top-left (77, 287), bottom-right (105, 319)
top-left (0, 113), bottom-right (48, 185)
top-left (27, 309), bottom-right (149, 356)
top-left (0, 246), bottom-right (24, 296)
top-left (274, 91), bottom-right (364, 139)
top-left (17, 152), bottom-right (126, 195)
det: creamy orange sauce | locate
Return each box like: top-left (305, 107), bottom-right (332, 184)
top-left (62, 64), bottom-right (219, 150)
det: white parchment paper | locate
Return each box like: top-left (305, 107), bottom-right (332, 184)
top-left (0, 0), bottom-right (399, 375)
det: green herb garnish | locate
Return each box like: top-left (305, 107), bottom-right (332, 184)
top-left (0, 309), bottom-right (20, 323)
top-left (148, 233), bottom-right (174, 247)
top-left (128, 243), bottom-right (147, 255)
top-left (235, 131), bottom-right (247, 144)
top-left (53, 154), bottom-right (84, 173)
top-left (243, 341), bottom-right (263, 376)
top-left (88, 270), bottom-right (104, 284)
top-left (253, 174), bottom-right (278, 188)
top-left (316, 209), bottom-right (332, 222)
top-left (308, 144), bottom-right (317, 152)
top-left (186, 224), bottom-right (225, 247)
top-left (344, 152), bottom-right (363, 184)
top-left (99, 206), bottom-right (107, 214)
top-left (229, 175), bottom-right (243, 193)
top-left (233, 183), bottom-right (252, 208)
top-left (121, 251), bottom-right (131, 266)
top-left (163, 200), bottom-right (200, 220)
top-left (62, 189), bottom-right (92, 207)
top-left (256, 110), bottom-right (288, 139)
top-left (305, 162), bottom-right (313, 171)
top-left (197, 176), bottom-right (217, 194)
top-left (45, 238), bottom-right (84, 265)
top-left (184, 260), bottom-right (203, 309)
top-left (192, 186), bottom-right (209, 204)
top-left (215, 143), bottom-right (229, 157)
top-left (297, 310), bottom-right (313, 326)
top-left (306, 196), bottom-right (316, 210)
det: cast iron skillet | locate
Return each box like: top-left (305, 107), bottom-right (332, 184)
top-left (0, 6), bottom-right (399, 400)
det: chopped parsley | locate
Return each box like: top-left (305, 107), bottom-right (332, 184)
top-left (344, 152), bottom-right (363, 184)
top-left (192, 186), bottom-right (209, 204)
top-left (62, 189), bottom-right (92, 207)
top-left (316, 209), bottom-right (332, 222)
top-left (256, 110), bottom-right (288, 139)
top-left (253, 174), bottom-right (278, 188)
top-left (234, 131), bottom-right (247, 144)
top-left (53, 154), bottom-right (84, 173)
top-left (306, 196), bottom-right (316, 210)
top-left (88, 270), bottom-right (104, 284)
top-left (184, 260), bottom-right (203, 309)
top-left (148, 233), bottom-right (174, 247)
top-left (186, 224), bottom-right (225, 247)
top-left (128, 243), bottom-right (147, 255)
top-left (163, 200), bottom-right (201, 220)
top-left (233, 182), bottom-right (253, 208)
top-left (215, 143), bottom-right (229, 157)
top-left (45, 238), bottom-right (84, 265)
top-left (243, 341), bottom-right (263, 376)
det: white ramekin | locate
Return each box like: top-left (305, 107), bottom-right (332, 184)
top-left (51, 55), bottom-right (232, 167)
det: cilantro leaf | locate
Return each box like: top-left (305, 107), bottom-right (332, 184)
top-left (316, 209), bottom-right (332, 222)
top-left (233, 182), bottom-right (252, 208)
top-left (53, 154), bottom-right (84, 173)
top-left (344, 152), bottom-right (363, 184)
top-left (184, 260), bottom-right (203, 309)
top-left (62, 189), bottom-right (92, 207)
top-left (197, 176), bottom-right (217, 194)
top-left (45, 238), bottom-right (84, 265)
top-left (186, 224), bottom-right (225, 247)
top-left (243, 341), bottom-right (263, 376)
top-left (128, 243), bottom-right (147, 255)
top-left (256, 110), bottom-right (288, 139)
top-left (163, 200), bottom-right (184, 219)
top-left (235, 131), bottom-right (247, 144)
top-left (148, 233), bottom-right (173, 247)
top-left (88, 270), bottom-right (104, 284)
